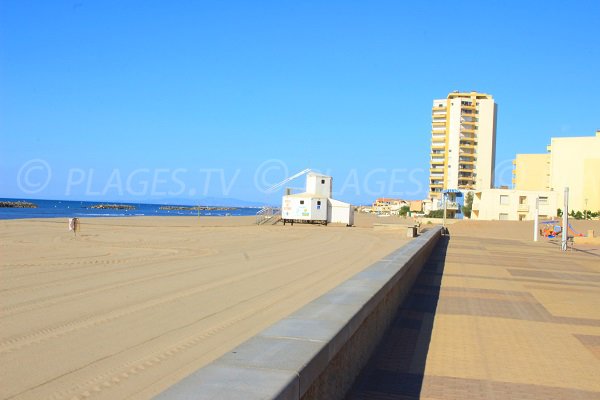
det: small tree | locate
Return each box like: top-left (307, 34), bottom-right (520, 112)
top-left (462, 192), bottom-right (473, 218)
top-left (398, 205), bottom-right (410, 217)
top-left (426, 209), bottom-right (444, 218)
top-left (557, 208), bottom-right (563, 217)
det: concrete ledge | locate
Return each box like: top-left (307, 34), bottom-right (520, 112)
top-left (154, 226), bottom-right (442, 400)
top-left (372, 223), bottom-right (414, 230)
top-left (420, 217), bottom-right (459, 225)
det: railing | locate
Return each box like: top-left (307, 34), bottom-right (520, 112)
top-left (437, 201), bottom-right (460, 211)
top-left (256, 206), bottom-right (281, 225)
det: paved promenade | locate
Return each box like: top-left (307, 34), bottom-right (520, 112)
top-left (347, 228), bottom-right (600, 399)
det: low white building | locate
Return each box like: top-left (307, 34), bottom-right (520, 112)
top-left (328, 199), bottom-right (354, 225)
top-left (282, 194), bottom-right (328, 222)
top-left (281, 173), bottom-right (354, 226)
top-left (471, 189), bottom-right (558, 221)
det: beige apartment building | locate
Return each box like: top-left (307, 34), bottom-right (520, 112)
top-left (512, 153), bottom-right (550, 190)
top-left (371, 198), bottom-right (408, 215)
top-left (472, 189), bottom-right (558, 221)
top-left (429, 91), bottom-right (497, 200)
top-left (513, 131), bottom-right (600, 212)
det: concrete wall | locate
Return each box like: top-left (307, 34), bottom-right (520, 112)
top-left (511, 132), bottom-right (600, 212)
top-left (549, 133), bottom-right (600, 211)
top-left (419, 218), bottom-right (460, 225)
top-left (513, 153), bottom-right (550, 191)
top-left (153, 227), bottom-right (442, 400)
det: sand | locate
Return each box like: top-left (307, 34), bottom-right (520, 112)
top-left (0, 214), bottom-right (409, 400)
top-left (3, 215), bottom-right (597, 400)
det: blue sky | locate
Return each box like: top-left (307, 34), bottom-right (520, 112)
top-left (1, 0), bottom-right (598, 205)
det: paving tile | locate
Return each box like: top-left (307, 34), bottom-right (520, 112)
top-left (345, 234), bottom-right (600, 399)
top-left (574, 334), bottom-right (600, 360)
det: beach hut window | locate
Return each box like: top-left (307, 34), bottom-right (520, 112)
top-left (321, 179), bottom-right (325, 184)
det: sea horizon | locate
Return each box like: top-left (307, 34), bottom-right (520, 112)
top-left (0, 197), bottom-right (264, 220)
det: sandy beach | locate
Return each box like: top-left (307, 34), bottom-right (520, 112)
top-left (0, 214), bottom-right (409, 400)
top-left (1, 215), bottom-right (598, 400)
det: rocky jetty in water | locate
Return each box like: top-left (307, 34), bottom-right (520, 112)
top-left (0, 201), bottom-right (38, 208)
top-left (90, 204), bottom-right (136, 210)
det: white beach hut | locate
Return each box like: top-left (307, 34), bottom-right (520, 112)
top-left (327, 198), bottom-right (354, 225)
top-left (281, 172), bottom-right (353, 226)
top-left (281, 194), bottom-right (328, 223)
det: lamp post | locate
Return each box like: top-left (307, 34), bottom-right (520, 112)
top-left (443, 192), bottom-right (447, 229)
top-left (534, 196), bottom-right (539, 242)
top-left (585, 198), bottom-right (588, 220)
top-left (562, 187), bottom-right (569, 251)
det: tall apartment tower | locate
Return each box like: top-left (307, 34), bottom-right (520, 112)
top-left (429, 91), bottom-right (497, 199)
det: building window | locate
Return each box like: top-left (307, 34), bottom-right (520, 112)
top-left (500, 195), bottom-right (509, 205)
top-left (317, 201), bottom-right (321, 206)
top-left (499, 213), bottom-right (509, 220)
top-left (539, 196), bottom-right (548, 205)
top-left (519, 196), bottom-right (527, 205)
top-left (300, 200), bottom-right (304, 205)
top-left (321, 179), bottom-right (325, 184)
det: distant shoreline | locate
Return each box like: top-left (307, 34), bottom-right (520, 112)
top-left (0, 198), bottom-right (262, 220)
top-left (0, 197), bottom-right (268, 208)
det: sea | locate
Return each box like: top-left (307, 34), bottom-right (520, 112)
top-left (0, 198), bottom-right (262, 220)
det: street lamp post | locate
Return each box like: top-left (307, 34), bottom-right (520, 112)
top-left (443, 192), bottom-right (447, 229)
top-left (562, 187), bottom-right (569, 251)
top-left (534, 196), bottom-right (539, 242)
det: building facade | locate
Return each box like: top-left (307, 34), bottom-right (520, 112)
top-left (512, 131), bottom-right (600, 212)
top-left (409, 200), bottom-right (423, 213)
top-left (472, 189), bottom-right (558, 221)
top-left (371, 198), bottom-right (408, 215)
top-left (512, 153), bottom-right (550, 191)
top-left (548, 132), bottom-right (600, 211)
top-left (429, 91), bottom-right (497, 200)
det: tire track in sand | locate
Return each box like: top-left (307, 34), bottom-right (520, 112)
top-left (0, 250), bottom-right (221, 318)
top-left (25, 234), bottom-right (364, 400)
top-left (0, 235), bottom-right (340, 355)
top-left (0, 248), bottom-right (215, 294)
